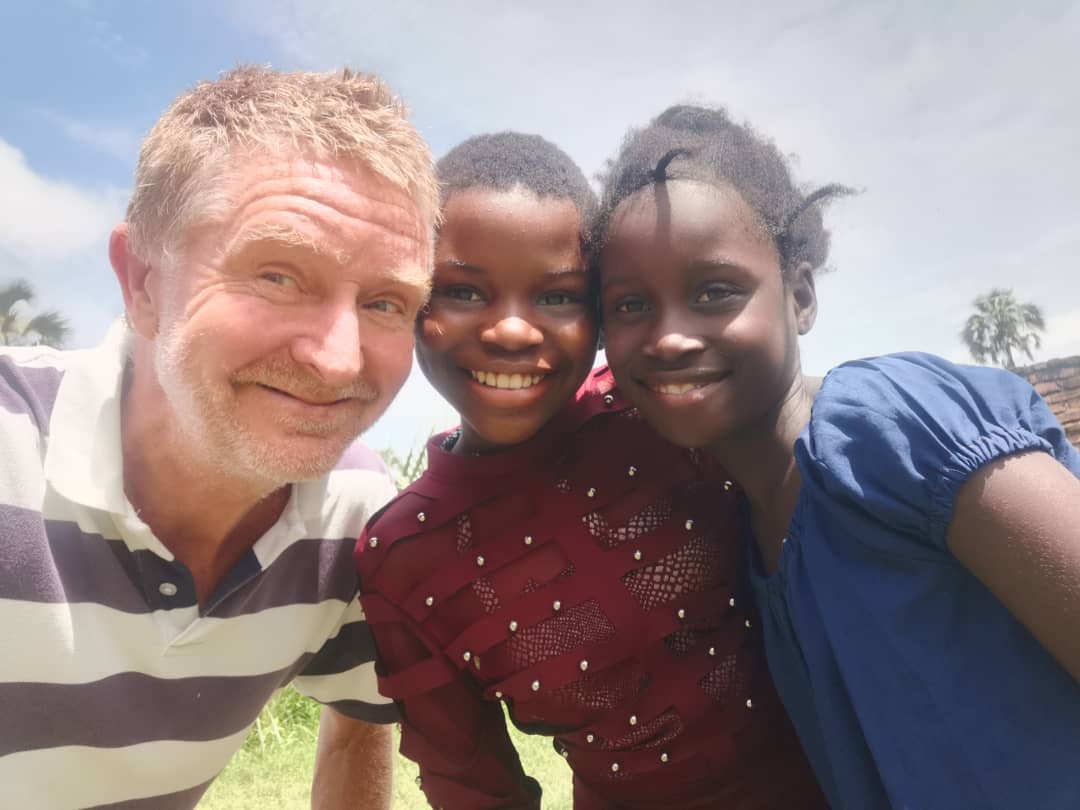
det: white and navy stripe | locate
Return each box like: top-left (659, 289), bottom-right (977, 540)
top-left (0, 326), bottom-right (396, 809)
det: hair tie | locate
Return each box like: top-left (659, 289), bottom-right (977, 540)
top-left (652, 148), bottom-right (695, 182)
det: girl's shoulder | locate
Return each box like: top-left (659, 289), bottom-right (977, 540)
top-left (799, 352), bottom-right (1072, 548)
top-left (817, 351), bottom-right (1033, 413)
top-left (809, 351), bottom-right (1048, 450)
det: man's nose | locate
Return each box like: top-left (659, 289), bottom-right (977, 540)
top-left (480, 313), bottom-right (543, 353)
top-left (292, 303), bottom-right (364, 385)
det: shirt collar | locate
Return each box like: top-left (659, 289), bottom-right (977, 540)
top-left (45, 318), bottom-right (134, 518)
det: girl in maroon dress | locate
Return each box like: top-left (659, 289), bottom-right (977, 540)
top-left (355, 132), bottom-right (824, 809)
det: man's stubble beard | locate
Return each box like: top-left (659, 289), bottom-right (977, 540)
top-left (151, 318), bottom-right (380, 489)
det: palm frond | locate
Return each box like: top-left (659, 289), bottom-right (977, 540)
top-left (24, 311), bottom-right (72, 348)
top-left (0, 279), bottom-right (34, 317)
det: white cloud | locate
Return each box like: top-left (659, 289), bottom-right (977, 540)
top-left (0, 137), bottom-right (126, 347)
top-left (0, 138), bottom-right (125, 265)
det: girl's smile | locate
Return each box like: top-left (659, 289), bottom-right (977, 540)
top-left (417, 186), bottom-right (598, 455)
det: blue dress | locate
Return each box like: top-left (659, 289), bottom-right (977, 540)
top-left (747, 353), bottom-right (1080, 810)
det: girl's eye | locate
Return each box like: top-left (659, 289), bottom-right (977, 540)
top-left (613, 297), bottom-right (648, 314)
top-left (260, 271), bottom-right (299, 289)
top-left (537, 291), bottom-right (577, 306)
top-left (443, 286), bottom-right (485, 303)
top-left (696, 285), bottom-right (735, 304)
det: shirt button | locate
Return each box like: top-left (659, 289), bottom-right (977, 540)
top-left (158, 582), bottom-right (178, 597)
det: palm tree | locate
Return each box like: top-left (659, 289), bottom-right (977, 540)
top-left (0, 279), bottom-right (71, 349)
top-left (961, 288), bottom-right (1046, 370)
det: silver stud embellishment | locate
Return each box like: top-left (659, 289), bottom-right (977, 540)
top-left (415, 776), bottom-right (423, 787)
top-left (723, 480), bottom-right (733, 491)
top-left (579, 660), bottom-right (589, 671)
top-left (708, 646), bottom-right (716, 657)
top-left (559, 747), bottom-right (569, 758)
top-left (586, 733), bottom-right (595, 743)
top-left (531, 680), bottom-right (541, 692)
top-left (729, 597), bottom-right (736, 607)
top-left (158, 582), bottom-right (177, 597)
top-left (368, 536), bottom-right (378, 548)
top-left (611, 762), bottom-right (620, 773)
top-left (462, 651), bottom-right (472, 662)
top-left (552, 600), bottom-right (562, 612)
top-left (417, 511), bottom-right (426, 523)
top-left (677, 608), bottom-right (686, 620)
top-left (524, 535), bottom-right (534, 546)
top-left (508, 620), bottom-right (519, 632)
top-left (660, 753), bottom-right (670, 763)
top-left (633, 549), bottom-right (643, 561)
top-left (476, 555), bottom-right (485, 567)
top-left (494, 690), bottom-right (503, 699)
top-left (603, 394), bottom-right (615, 406)
top-left (627, 465), bottom-right (637, 477)
top-left (684, 519), bottom-right (694, 531)
top-left (746, 698), bottom-right (753, 708)
top-left (586, 487), bottom-right (597, 498)
top-left (424, 596), bottom-right (435, 607)
top-left (745, 619), bottom-right (752, 628)
top-left (629, 715), bottom-right (638, 726)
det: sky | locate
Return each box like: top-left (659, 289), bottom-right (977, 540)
top-left (3, 0), bottom-right (1079, 455)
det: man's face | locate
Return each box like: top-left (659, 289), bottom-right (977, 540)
top-left (151, 156), bottom-right (430, 486)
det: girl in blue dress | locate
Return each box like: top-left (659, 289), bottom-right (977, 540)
top-left (592, 104), bottom-right (1080, 810)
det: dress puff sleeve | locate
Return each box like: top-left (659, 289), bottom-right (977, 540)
top-left (797, 352), bottom-right (1080, 552)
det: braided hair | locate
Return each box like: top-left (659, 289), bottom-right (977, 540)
top-left (592, 104), bottom-right (852, 275)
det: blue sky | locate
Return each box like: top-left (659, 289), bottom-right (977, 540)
top-left (3, 0), bottom-right (1079, 454)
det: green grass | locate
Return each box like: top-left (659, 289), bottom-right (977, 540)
top-left (200, 688), bottom-right (572, 809)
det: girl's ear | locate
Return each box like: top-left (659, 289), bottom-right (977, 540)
top-left (790, 261), bottom-right (817, 335)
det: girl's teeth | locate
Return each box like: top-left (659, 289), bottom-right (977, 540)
top-left (471, 371), bottom-right (543, 389)
top-left (654, 382), bottom-right (705, 395)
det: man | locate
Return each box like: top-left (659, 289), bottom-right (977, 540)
top-left (0, 67), bottom-right (438, 808)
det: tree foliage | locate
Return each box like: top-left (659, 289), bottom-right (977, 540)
top-left (961, 288), bottom-right (1046, 369)
top-left (0, 278), bottom-right (71, 349)
top-left (379, 442), bottom-right (429, 489)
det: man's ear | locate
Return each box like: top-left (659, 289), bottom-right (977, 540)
top-left (109, 224), bottom-right (159, 338)
top-left (789, 261), bottom-right (817, 336)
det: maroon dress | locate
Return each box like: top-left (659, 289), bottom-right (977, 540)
top-left (356, 368), bottom-right (825, 809)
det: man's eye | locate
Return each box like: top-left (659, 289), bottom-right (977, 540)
top-left (260, 271), bottom-right (299, 288)
top-left (538, 291), bottom-right (577, 306)
top-left (367, 300), bottom-right (404, 314)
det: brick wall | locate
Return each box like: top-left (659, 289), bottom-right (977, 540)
top-left (1015, 356), bottom-right (1080, 450)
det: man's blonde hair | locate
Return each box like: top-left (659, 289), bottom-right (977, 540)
top-left (126, 66), bottom-right (438, 265)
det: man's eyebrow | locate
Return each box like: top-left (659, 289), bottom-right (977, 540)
top-left (234, 224), bottom-right (431, 293)
top-left (234, 224), bottom-right (345, 264)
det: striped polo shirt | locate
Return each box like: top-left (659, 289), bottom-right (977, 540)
top-left (0, 323), bottom-right (398, 810)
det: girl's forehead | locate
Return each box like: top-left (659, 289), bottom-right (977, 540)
top-left (607, 179), bottom-right (769, 246)
top-left (441, 186), bottom-right (581, 225)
